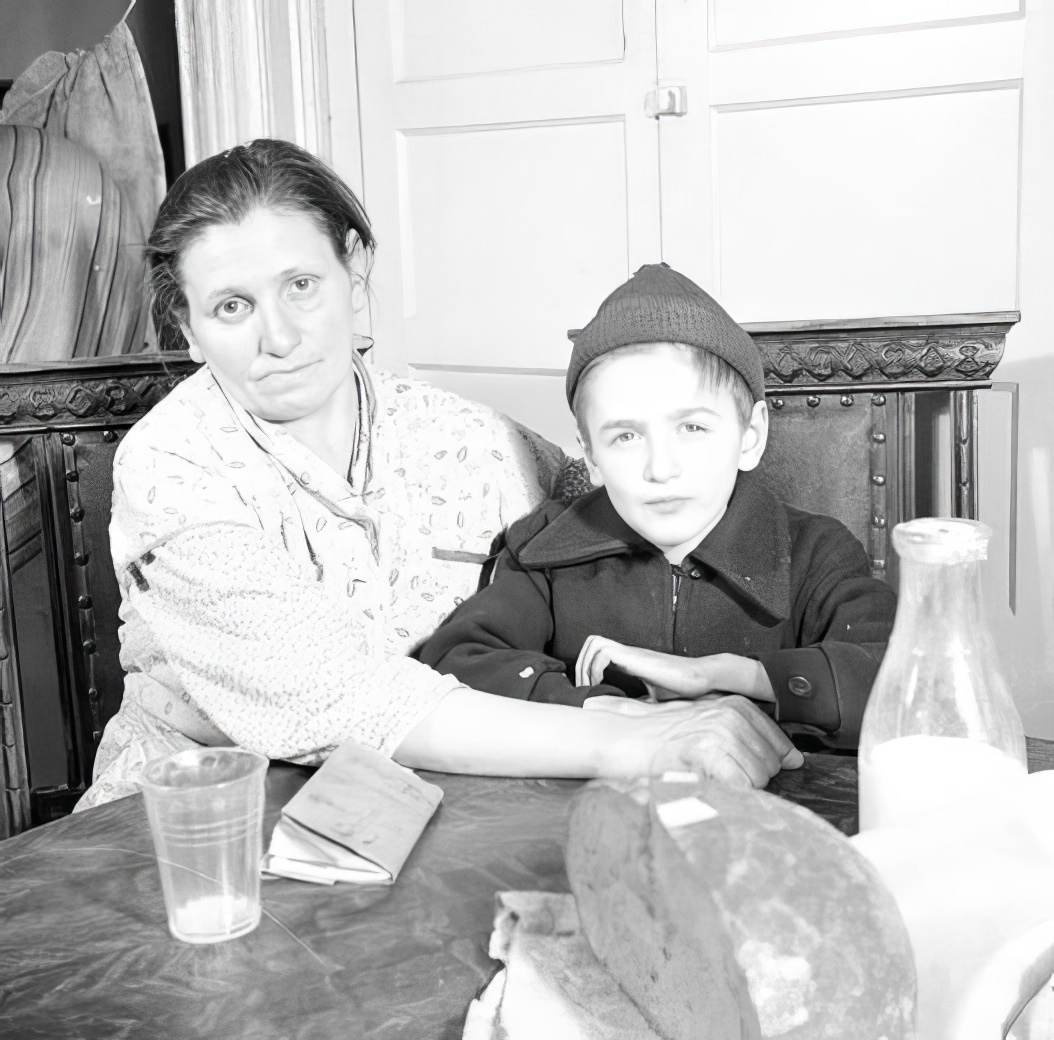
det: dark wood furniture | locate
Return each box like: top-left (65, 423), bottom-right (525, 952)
top-left (1, 741), bottom-right (1051, 1040)
top-left (0, 313), bottom-right (1017, 837)
top-left (0, 354), bottom-right (197, 835)
top-left (745, 310), bottom-right (1018, 585)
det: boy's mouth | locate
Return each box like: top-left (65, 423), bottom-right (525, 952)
top-left (644, 497), bottom-right (687, 513)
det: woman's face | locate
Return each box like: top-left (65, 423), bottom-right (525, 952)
top-left (177, 207), bottom-right (366, 426)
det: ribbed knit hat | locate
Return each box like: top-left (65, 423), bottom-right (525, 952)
top-left (565, 263), bottom-right (765, 407)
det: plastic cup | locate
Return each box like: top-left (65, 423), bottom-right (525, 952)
top-left (141, 747), bottom-right (268, 944)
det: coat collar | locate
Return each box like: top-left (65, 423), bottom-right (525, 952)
top-left (518, 470), bottom-right (791, 619)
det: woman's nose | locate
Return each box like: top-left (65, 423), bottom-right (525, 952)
top-left (258, 302), bottom-right (301, 356)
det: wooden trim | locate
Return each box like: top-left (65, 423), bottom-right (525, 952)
top-left (567, 311), bottom-right (1017, 388)
top-left (174, 0), bottom-right (333, 166)
top-left (0, 355), bottom-right (199, 435)
top-left (747, 311), bottom-right (1018, 387)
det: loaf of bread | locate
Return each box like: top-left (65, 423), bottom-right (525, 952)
top-left (566, 776), bottom-right (916, 1039)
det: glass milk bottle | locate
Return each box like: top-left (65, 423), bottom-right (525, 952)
top-left (858, 517), bottom-right (1026, 831)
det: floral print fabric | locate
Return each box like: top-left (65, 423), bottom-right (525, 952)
top-left (78, 358), bottom-right (567, 808)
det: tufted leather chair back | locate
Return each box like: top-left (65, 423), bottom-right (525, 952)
top-left (0, 355), bottom-right (196, 836)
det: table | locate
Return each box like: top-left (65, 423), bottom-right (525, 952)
top-left (1, 740), bottom-right (1051, 1040)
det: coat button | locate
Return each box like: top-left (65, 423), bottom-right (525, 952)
top-left (788, 675), bottom-right (813, 698)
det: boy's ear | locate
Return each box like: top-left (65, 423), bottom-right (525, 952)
top-left (738, 399), bottom-right (769, 472)
top-left (578, 432), bottom-right (605, 488)
top-left (181, 322), bottom-right (205, 365)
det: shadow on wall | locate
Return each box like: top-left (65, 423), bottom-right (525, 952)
top-left (978, 343), bottom-right (1054, 739)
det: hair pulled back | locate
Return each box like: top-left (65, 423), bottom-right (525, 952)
top-left (146, 139), bottom-right (374, 348)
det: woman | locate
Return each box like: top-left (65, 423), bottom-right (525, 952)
top-left (79, 139), bottom-right (801, 809)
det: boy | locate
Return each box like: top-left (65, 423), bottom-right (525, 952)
top-left (417, 263), bottom-right (896, 748)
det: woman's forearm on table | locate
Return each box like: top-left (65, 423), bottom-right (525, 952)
top-left (394, 685), bottom-right (803, 788)
top-left (392, 686), bottom-right (650, 778)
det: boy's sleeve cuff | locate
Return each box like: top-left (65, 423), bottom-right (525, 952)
top-left (760, 647), bottom-right (841, 733)
top-left (531, 672), bottom-right (626, 707)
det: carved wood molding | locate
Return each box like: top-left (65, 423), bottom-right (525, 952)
top-left (0, 357), bottom-right (198, 434)
top-left (744, 311), bottom-right (1018, 387)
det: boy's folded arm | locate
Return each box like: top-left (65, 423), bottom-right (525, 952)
top-left (416, 556), bottom-right (619, 704)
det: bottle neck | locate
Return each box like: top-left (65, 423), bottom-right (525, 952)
top-left (890, 556), bottom-right (985, 642)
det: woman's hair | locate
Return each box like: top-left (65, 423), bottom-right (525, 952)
top-left (146, 139), bottom-right (375, 349)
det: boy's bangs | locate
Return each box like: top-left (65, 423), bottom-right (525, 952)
top-left (573, 344), bottom-right (755, 438)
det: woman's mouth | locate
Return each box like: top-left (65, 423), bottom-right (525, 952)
top-left (259, 360), bottom-right (318, 380)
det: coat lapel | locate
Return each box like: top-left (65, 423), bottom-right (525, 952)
top-left (518, 472), bottom-right (791, 620)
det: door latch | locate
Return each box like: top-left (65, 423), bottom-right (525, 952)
top-left (644, 85), bottom-right (687, 119)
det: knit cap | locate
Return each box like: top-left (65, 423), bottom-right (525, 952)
top-left (565, 263), bottom-right (765, 407)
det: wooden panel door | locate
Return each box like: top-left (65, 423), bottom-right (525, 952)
top-left (354, 0), bottom-right (663, 450)
top-left (655, 1), bottom-right (1023, 323)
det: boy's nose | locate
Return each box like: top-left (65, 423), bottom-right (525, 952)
top-left (259, 302), bottom-right (301, 356)
top-left (644, 440), bottom-right (681, 483)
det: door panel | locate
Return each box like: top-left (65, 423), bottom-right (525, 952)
top-left (396, 0), bottom-right (626, 79)
top-left (658, 12), bottom-right (1024, 324)
top-left (355, 0), bottom-right (661, 445)
top-left (712, 0), bottom-right (1019, 48)
top-left (399, 120), bottom-right (635, 371)
top-left (713, 85), bottom-right (1020, 322)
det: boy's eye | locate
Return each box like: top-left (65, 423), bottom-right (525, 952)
top-left (682, 422), bottom-right (708, 434)
top-left (611, 431), bottom-right (637, 445)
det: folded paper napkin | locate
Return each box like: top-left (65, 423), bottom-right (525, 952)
top-left (262, 742), bottom-right (442, 885)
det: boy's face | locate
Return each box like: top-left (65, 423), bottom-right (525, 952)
top-left (579, 343), bottom-right (768, 565)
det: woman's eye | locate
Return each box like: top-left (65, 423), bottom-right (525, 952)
top-left (216, 298), bottom-right (250, 319)
top-left (289, 276), bottom-right (318, 297)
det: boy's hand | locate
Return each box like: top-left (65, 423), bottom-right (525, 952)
top-left (576, 635), bottom-right (775, 703)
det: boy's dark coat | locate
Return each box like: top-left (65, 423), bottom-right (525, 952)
top-left (417, 471), bottom-right (896, 747)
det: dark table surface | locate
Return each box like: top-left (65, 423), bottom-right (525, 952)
top-left (2, 739), bottom-right (1052, 1040)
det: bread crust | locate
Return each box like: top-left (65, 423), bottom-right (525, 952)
top-left (566, 776), bottom-right (916, 1040)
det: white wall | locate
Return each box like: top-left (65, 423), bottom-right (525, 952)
top-left (181, 0), bottom-right (1054, 734)
top-left (987, 0), bottom-right (1054, 736)
top-left (689, 2), bottom-right (1054, 735)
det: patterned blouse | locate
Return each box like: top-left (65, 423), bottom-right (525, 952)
top-left (78, 356), bottom-right (567, 808)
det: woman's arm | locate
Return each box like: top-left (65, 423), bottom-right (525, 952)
top-left (119, 522), bottom-right (459, 761)
top-left (395, 687), bottom-right (803, 789)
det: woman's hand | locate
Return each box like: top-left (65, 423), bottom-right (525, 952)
top-left (575, 635), bottom-right (775, 703)
top-left (398, 688), bottom-right (800, 790)
top-left (636, 694), bottom-right (804, 789)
